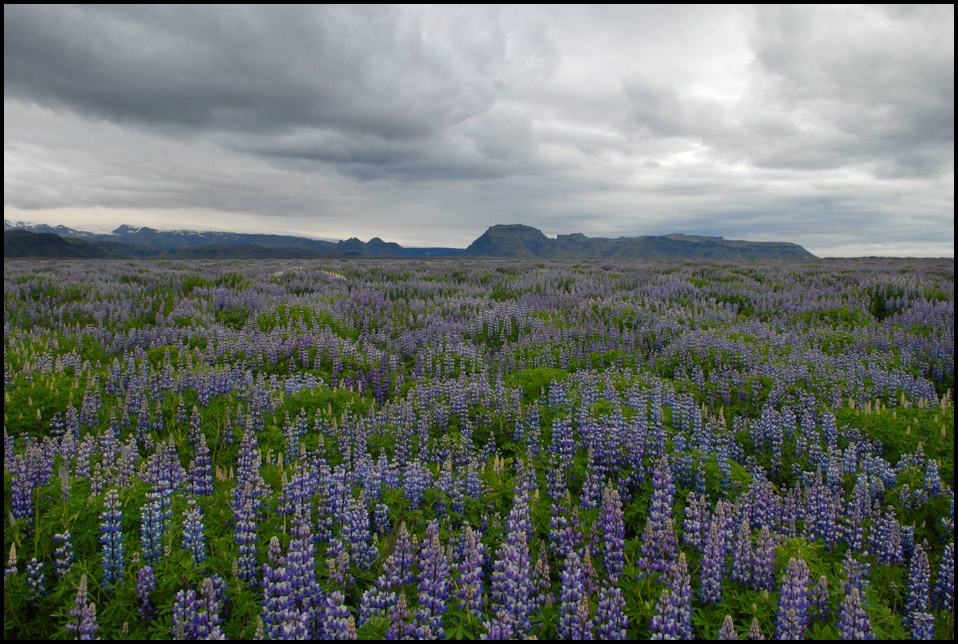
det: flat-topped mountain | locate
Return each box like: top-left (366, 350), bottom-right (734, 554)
top-left (463, 224), bottom-right (816, 259)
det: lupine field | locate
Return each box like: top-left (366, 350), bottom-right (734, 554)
top-left (3, 256), bottom-right (954, 640)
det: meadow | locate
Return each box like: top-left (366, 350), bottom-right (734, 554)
top-left (3, 256), bottom-right (953, 640)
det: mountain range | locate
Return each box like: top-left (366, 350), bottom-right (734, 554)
top-left (4, 220), bottom-right (816, 260)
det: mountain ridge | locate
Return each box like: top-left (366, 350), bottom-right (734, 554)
top-left (463, 224), bottom-right (817, 259)
top-left (5, 220), bottom-right (816, 260)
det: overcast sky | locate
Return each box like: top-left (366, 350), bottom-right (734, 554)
top-left (4, 5), bottom-right (954, 256)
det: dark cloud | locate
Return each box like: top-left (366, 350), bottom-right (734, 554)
top-left (4, 6), bottom-right (557, 141)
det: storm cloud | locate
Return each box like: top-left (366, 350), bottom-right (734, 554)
top-left (4, 5), bottom-right (953, 255)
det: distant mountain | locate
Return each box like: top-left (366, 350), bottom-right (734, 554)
top-left (463, 224), bottom-right (817, 259)
top-left (4, 220), bottom-right (816, 260)
top-left (4, 220), bottom-right (464, 258)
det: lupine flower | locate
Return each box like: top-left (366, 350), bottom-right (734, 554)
top-left (595, 586), bottom-right (628, 640)
top-left (837, 587), bottom-right (874, 640)
top-left (640, 455), bottom-right (678, 576)
top-left (386, 590), bottom-right (417, 640)
top-left (910, 612), bottom-right (934, 640)
top-left (650, 552), bottom-right (693, 640)
top-left (775, 558), bottom-right (811, 640)
top-left (344, 493), bottom-right (378, 570)
top-left (285, 509), bottom-right (322, 635)
top-left (600, 485), bottom-right (626, 583)
top-left (731, 517), bottom-right (752, 586)
top-left (748, 616), bottom-right (764, 640)
top-left (811, 575), bottom-right (830, 617)
top-left (717, 615), bottom-right (737, 640)
top-left (5, 544), bottom-right (16, 584)
top-left (182, 497), bottom-right (206, 565)
top-left (558, 550), bottom-right (591, 639)
top-left (53, 532), bottom-right (75, 580)
top-left (26, 557), bottom-right (46, 599)
top-left (136, 565), bottom-right (157, 620)
top-left (455, 523), bottom-right (486, 618)
top-left (933, 541), bottom-right (953, 611)
top-left (140, 481), bottom-right (172, 566)
top-left (699, 519), bottom-right (726, 604)
top-left (234, 490), bottom-right (259, 583)
top-left (903, 544), bottom-right (930, 633)
top-left (416, 520), bottom-right (451, 638)
top-left (65, 573), bottom-right (98, 640)
top-left (100, 488), bottom-right (125, 588)
top-left (752, 526), bottom-right (777, 592)
top-left (320, 590), bottom-right (357, 640)
top-left (489, 528), bottom-right (533, 635)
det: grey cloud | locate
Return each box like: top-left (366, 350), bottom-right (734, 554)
top-left (4, 5), bottom-right (558, 144)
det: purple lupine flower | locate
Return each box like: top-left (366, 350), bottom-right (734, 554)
top-left (194, 575), bottom-right (227, 639)
top-left (234, 489), bottom-right (259, 583)
top-left (811, 575), bottom-right (830, 617)
top-left (261, 537), bottom-right (306, 640)
top-left (837, 587), bottom-right (874, 640)
top-left (415, 520), bottom-right (451, 638)
top-left (933, 541), bottom-right (953, 611)
top-left (903, 544), bottom-right (930, 634)
top-left (140, 480), bottom-right (172, 566)
top-left (26, 557), bottom-right (46, 599)
top-left (385, 591), bottom-right (417, 640)
top-left (182, 496), bottom-right (206, 565)
top-left (482, 610), bottom-right (516, 640)
top-left (9, 454), bottom-right (34, 530)
top-left (600, 485), bottom-right (626, 583)
top-left (65, 573), bottom-right (98, 640)
top-left (682, 491), bottom-right (710, 552)
top-left (717, 615), bottom-right (737, 640)
top-left (910, 612), bottom-right (934, 640)
top-left (489, 529), bottom-right (533, 635)
top-left (558, 550), bottom-right (592, 639)
top-left (285, 509), bottom-right (322, 635)
top-left (650, 552), bottom-right (693, 640)
top-left (344, 493), bottom-right (378, 570)
top-left (5, 544), bottom-right (16, 584)
top-left (188, 433), bottom-right (214, 497)
top-left (319, 590), bottom-right (357, 640)
top-left (639, 455), bottom-right (677, 577)
top-left (595, 586), bottom-right (628, 640)
top-left (748, 616), bottom-right (764, 640)
top-left (136, 565), bottom-right (156, 620)
top-left (752, 525), bottom-right (777, 592)
top-left (53, 532), bottom-right (75, 580)
top-left (455, 523), bottom-right (486, 618)
top-left (100, 488), bottom-right (125, 588)
top-left (383, 521), bottom-right (419, 589)
top-left (775, 558), bottom-right (811, 640)
top-left (172, 587), bottom-right (201, 640)
top-left (731, 517), bottom-right (753, 586)
top-left (699, 513), bottom-right (728, 605)
top-left (374, 502), bottom-right (390, 535)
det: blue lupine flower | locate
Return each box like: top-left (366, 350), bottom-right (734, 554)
top-left (837, 587), bottom-right (874, 640)
top-left (136, 565), bottom-right (157, 620)
top-left (65, 574), bottom-right (98, 640)
top-left (53, 532), bottom-right (75, 580)
top-left (903, 545), bottom-right (930, 634)
top-left (717, 615), bottom-right (737, 640)
top-left (651, 552), bottom-right (693, 640)
top-left (595, 586), bottom-right (628, 640)
top-left (100, 488), bottom-right (125, 588)
top-left (933, 542), bottom-right (953, 611)
top-left (775, 558), bottom-right (811, 640)
top-left (600, 485), bottom-right (625, 584)
top-left (182, 496), bottom-right (207, 565)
